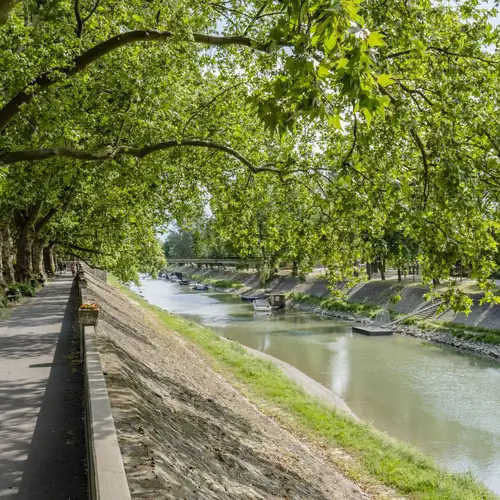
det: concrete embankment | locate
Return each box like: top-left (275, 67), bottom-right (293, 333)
top-left (171, 264), bottom-right (500, 360)
top-left (84, 272), bottom-right (371, 499)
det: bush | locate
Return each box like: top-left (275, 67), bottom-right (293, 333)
top-left (289, 292), bottom-right (383, 317)
top-left (209, 279), bottom-right (243, 289)
top-left (8, 283), bottom-right (35, 298)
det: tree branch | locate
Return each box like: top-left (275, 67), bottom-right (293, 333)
top-left (397, 81), bottom-right (435, 107)
top-left (483, 128), bottom-right (500, 157)
top-left (76, 0), bottom-right (101, 37)
top-left (63, 243), bottom-right (110, 255)
top-left (35, 190), bottom-right (75, 234)
top-left (243, 2), bottom-right (267, 36)
top-left (0, 138), bottom-right (280, 173)
top-left (409, 128), bottom-right (430, 205)
top-left (0, 0), bottom-right (17, 25)
top-left (0, 30), bottom-right (271, 132)
top-left (74, 0), bottom-right (83, 38)
top-left (82, 0), bottom-right (100, 25)
top-left (341, 113), bottom-right (357, 167)
top-left (182, 81), bottom-right (246, 136)
top-left (383, 46), bottom-right (499, 67)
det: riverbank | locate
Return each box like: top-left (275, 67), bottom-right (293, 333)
top-left (101, 274), bottom-right (496, 499)
top-left (173, 265), bottom-right (500, 362)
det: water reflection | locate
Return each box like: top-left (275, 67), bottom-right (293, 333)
top-left (136, 278), bottom-right (500, 494)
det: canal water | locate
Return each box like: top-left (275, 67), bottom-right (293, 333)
top-left (135, 278), bottom-right (500, 495)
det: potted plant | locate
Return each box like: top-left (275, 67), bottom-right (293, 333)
top-left (78, 302), bottom-right (99, 325)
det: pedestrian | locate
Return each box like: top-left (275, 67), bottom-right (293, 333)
top-left (71, 261), bottom-right (77, 278)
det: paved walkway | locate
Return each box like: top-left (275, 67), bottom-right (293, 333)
top-left (0, 276), bottom-right (86, 499)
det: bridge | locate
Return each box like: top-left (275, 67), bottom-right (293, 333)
top-left (165, 258), bottom-right (260, 268)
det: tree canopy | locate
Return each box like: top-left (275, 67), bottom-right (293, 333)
top-left (1, 0), bottom-right (500, 311)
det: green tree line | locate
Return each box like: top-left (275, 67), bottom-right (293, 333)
top-left (1, 0), bottom-right (500, 312)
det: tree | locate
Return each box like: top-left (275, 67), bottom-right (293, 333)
top-left (1, 0), bottom-right (500, 312)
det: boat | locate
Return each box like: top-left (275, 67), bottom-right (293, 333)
top-left (241, 295), bottom-right (260, 302)
top-left (190, 283), bottom-right (208, 291)
top-left (179, 279), bottom-right (190, 285)
top-left (253, 299), bottom-right (272, 312)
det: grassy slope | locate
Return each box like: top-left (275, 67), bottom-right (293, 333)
top-left (109, 276), bottom-right (497, 500)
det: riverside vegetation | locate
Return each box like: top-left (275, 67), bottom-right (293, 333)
top-left (3, 0), bottom-right (500, 317)
top-left (111, 276), bottom-right (497, 499)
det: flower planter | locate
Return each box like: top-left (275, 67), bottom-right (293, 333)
top-left (78, 307), bottom-right (99, 326)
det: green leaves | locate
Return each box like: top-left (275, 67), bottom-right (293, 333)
top-left (377, 74), bottom-right (395, 87)
top-left (367, 31), bottom-right (385, 47)
top-left (0, 0), bottom-right (500, 308)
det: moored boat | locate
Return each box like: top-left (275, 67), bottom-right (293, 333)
top-left (253, 299), bottom-right (272, 312)
top-left (190, 283), bottom-right (208, 291)
top-left (241, 295), bottom-right (260, 302)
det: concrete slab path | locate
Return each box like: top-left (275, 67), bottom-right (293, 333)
top-left (0, 276), bottom-right (86, 499)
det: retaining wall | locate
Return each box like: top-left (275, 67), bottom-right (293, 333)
top-left (79, 272), bottom-right (131, 500)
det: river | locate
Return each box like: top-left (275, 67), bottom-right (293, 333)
top-left (134, 278), bottom-right (500, 495)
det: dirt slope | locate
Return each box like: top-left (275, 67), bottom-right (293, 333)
top-left (86, 274), bottom-right (370, 500)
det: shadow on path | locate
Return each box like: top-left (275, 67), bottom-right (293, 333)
top-left (0, 278), bottom-right (87, 500)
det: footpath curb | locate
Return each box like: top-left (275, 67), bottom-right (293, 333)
top-left (79, 271), bottom-right (131, 500)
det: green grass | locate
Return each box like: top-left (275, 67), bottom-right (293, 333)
top-left (289, 292), bottom-right (384, 318)
top-left (0, 307), bottom-right (12, 319)
top-left (188, 274), bottom-right (243, 290)
top-left (109, 276), bottom-right (496, 499)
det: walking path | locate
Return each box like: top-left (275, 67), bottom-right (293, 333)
top-left (0, 276), bottom-right (86, 499)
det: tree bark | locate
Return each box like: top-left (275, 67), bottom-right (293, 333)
top-left (0, 227), bottom-right (4, 288)
top-left (1, 224), bottom-right (15, 285)
top-left (397, 267), bottom-right (402, 282)
top-left (0, 0), bottom-right (17, 25)
top-left (15, 225), bottom-right (35, 283)
top-left (366, 262), bottom-right (372, 280)
top-left (43, 245), bottom-right (55, 275)
top-left (32, 238), bottom-right (45, 281)
top-left (0, 139), bottom-right (279, 174)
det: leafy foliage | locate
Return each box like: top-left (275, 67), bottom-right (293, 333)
top-left (1, 0), bottom-right (500, 307)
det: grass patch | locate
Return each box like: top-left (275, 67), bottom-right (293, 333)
top-left (109, 276), bottom-right (496, 499)
top-left (289, 292), bottom-right (384, 318)
top-left (0, 306), bottom-right (13, 320)
top-left (188, 274), bottom-right (243, 290)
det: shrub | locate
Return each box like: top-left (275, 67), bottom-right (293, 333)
top-left (8, 283), bottom-right (35, 298)
top-left (390, 293), bottom-right (402, 304)
top-left (16, 283), bottom-right (35, 297)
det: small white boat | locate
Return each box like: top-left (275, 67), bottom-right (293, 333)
top-left (190, 283), bottom-right (208, 291)
top-left (253, 299), bottom-right (272, 312)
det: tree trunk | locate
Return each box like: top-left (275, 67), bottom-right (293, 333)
top-left (376, 259), bottom-right (386, 280)
top-left (397, 267), bottom-right (402, 282)
top-left (32, 238), bottom-right (46, 281)
top-left (0, 227), bottom-right (4, 289)
top-left (366, 262), bottom-right (372, 280)
top-left (15, 225), bottom-right (35, 283)
top-left (43, 245), bottom-right (55, 275)
top-left (1, 224), bottom-right (15, 285)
